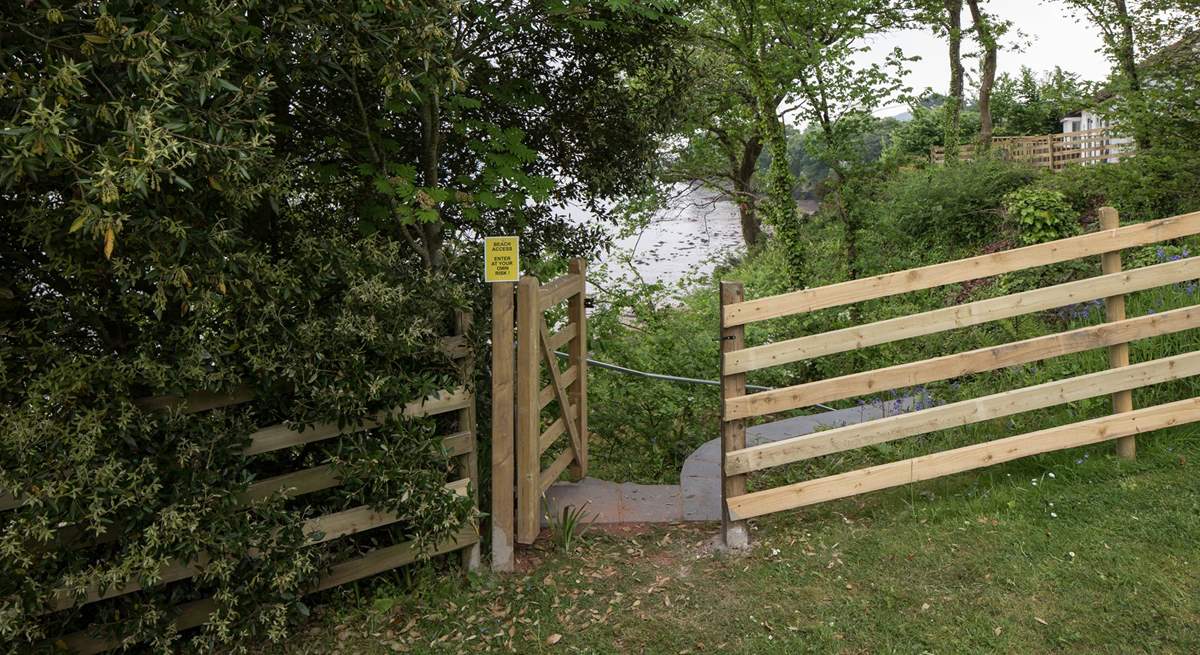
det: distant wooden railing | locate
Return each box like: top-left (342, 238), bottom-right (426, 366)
top-left (6, 324), bottom-right (479, 654)
top-left (718, 208), bottom-right (1200, 544)
top-left (932, 127), bottom-right (1134, 169)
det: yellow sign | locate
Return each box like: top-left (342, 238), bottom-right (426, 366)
top-left (484, 236), bottom-right (519, 282)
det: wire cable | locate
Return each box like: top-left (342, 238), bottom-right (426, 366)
top-left (552, 351), bottom-right (836, 412)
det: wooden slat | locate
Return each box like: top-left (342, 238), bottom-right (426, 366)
top-left (725, 304), bottom-right (1200, 420)
top-left (439, 335), bottom-right (471, 360)
top-left (453, 310), bottom-right (481, 571)
top-left (244, 387), bottom-right (469, 456)
top-left (726, 256), bottom-right (1200, 374)
top-left (538, 323), bottom-right (585, 468)
top-left (303, 480), bottom-right (469, 546)
top-left (5, 431), bottom-right (470, 536)
top-left (0, 492), bottom-right (20, 512)
top-left (727, 396), bottom-right (1200, 520)
top-left (6, 430), bottom-right (470, 517)
top-left (539, 448), bottom-right (575, 493)
top-left (441, 430), bottom-right (474, 457)
top-left (539, 273), bottom-right (584, 311)
top-left (567, 258), bottom-right (589, 479)
top-left (57, 526), bottom-right (479, 655)
top-left (538, 366), bottom-right (578, 409)
top-left (239, 465), bottom-right (340, 504)
top-left (490, 281), bottom-right (516, 571)
top-left (546, 323), bottom-right (578, 353)
top-left (720, 281), bottom-right (749, 547)
top-left (515, 277), bottom-right (541, 544)
top-left (1101, 207), bottom-right (1137, 459)
top-left (56, 597), bottom-right (219, 655)
top-left (722, 211), bottom-right (1200, 327)
top-left (725, 350), bottom-right (1200, 476)
top-left (311, 524), bottom-right (478, 593)
top-left (240, 430), bottom-right (471, 506)
top-left (537, 403), bottom-right (577, 455)
top-left (539, 416), bottom-right (566, 455)
top-left (133, 386), bottom-right (255, 413)
top-left (44, 480), bottom-right (470, 614)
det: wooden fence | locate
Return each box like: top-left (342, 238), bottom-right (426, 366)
top-left (7, 321), bottom-right (480, 654)
top-left (491, 260), bottom-right (589, 568)
top-left (931, 128), bottom-right (1134, 169)
top-left (718, 208), bottom-right (1200, 543)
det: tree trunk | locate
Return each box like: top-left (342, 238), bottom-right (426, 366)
top-left (943, 0), bottom-right (964, 163)
top-left (733, 137), bottom-right (764, 248)
top-left (1113, 0), bottom-right (1150, 149)
top-left (966, 0), bottom-right (997, 151)
top-left (420, 90), bottom-right (447, 269)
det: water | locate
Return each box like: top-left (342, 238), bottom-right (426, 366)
top-left (590, 186), bottom-right (747, 290)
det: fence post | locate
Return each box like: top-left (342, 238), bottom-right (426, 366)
top-left (567, 258), bottom-right (588, 480)
top-left (515, 275), bottom-right (542, 544)
top-left (1099, 206), bottom-right (1136, 459)
top-left (454, 311), bottom-right (482, 572)
top-left (719, 281), bottom-right (749, 548)
top-left (489, 283), bottom-right (515, 571)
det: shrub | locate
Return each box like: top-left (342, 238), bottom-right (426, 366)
top-left (874, 158), bottom-right (1040, 249)
top-left (0, 5), bottom-right (474, 652)
top-left (1004, 187), bottom-right (1080, 245)
top-left (1039, 150), bottom-right (1200, 223)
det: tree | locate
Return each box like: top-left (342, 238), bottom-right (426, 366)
top-left (883, 98), bottom-right (982, 162)
top-left (686, 0), bottom-right (906, 284)
top-left (772, 1), bottom-right (909, 279)
top-left (703, 0), bottom-right (805, 273)
top-left (0, 1), bottom-right (685, 649)
top-left (991, 67), bottom-right (1094, 136)
top-left (1059, 0), bottom-right (1147, 147)
top-left (919, 0), bottom-right (968, 162)
top-left (1056, 0), bottom-right (1199, 149)
top-left (659, 47), bottom-right (769, 247)
top-left (965, 0), bottom-right (1001, 150)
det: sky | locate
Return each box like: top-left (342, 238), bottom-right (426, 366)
top-left (861, 0), bottom-right (1113, 117)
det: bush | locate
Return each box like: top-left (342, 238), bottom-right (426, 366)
top-left (874, 158), bottom-right (1039, 249)
top-left (1, 5), bottom-right (473, 652)
top-left (1004, 187), bottom-right (1080, 245)
top-left (1038, 150), bottom-right (1200, 224)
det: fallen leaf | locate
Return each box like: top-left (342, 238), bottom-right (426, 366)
top-left (546, 634), bottom-right (562, 645)
top-left (1035, 617), bottom-right (1048, 625)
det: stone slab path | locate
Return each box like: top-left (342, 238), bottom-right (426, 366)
top-left (544, 397), bottom-right (916, 523)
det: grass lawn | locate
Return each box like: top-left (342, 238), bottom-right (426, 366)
top-left (261, 425), bottom-right (1200, 655)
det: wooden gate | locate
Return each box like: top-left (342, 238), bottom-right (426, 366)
top-left (718, 207), bottom-right (1200, 544)
top-left (491, 259), bottom-right (588, 569)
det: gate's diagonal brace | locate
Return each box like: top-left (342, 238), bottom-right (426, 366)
top-left (539, 321), bottom-right (584, 468)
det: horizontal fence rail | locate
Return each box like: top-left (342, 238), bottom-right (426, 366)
top-left (726, 349), bottom-right (1200, 476)
top-left (723, 211), bottom-right (1200, 327)
top-left (13, 327), bottom-right (480, 653)
top-left (727, 396), bottom-right (1200, 520)
top-left (717, 207), bottom-right (1200, 543)
top-left (725, 256), bottom-right (1200, 374)
top-left (725, 305), bottom-right (1200, 421)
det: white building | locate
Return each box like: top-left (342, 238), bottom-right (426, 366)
top-left (1059, 108), bottom-right (1132, 165)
